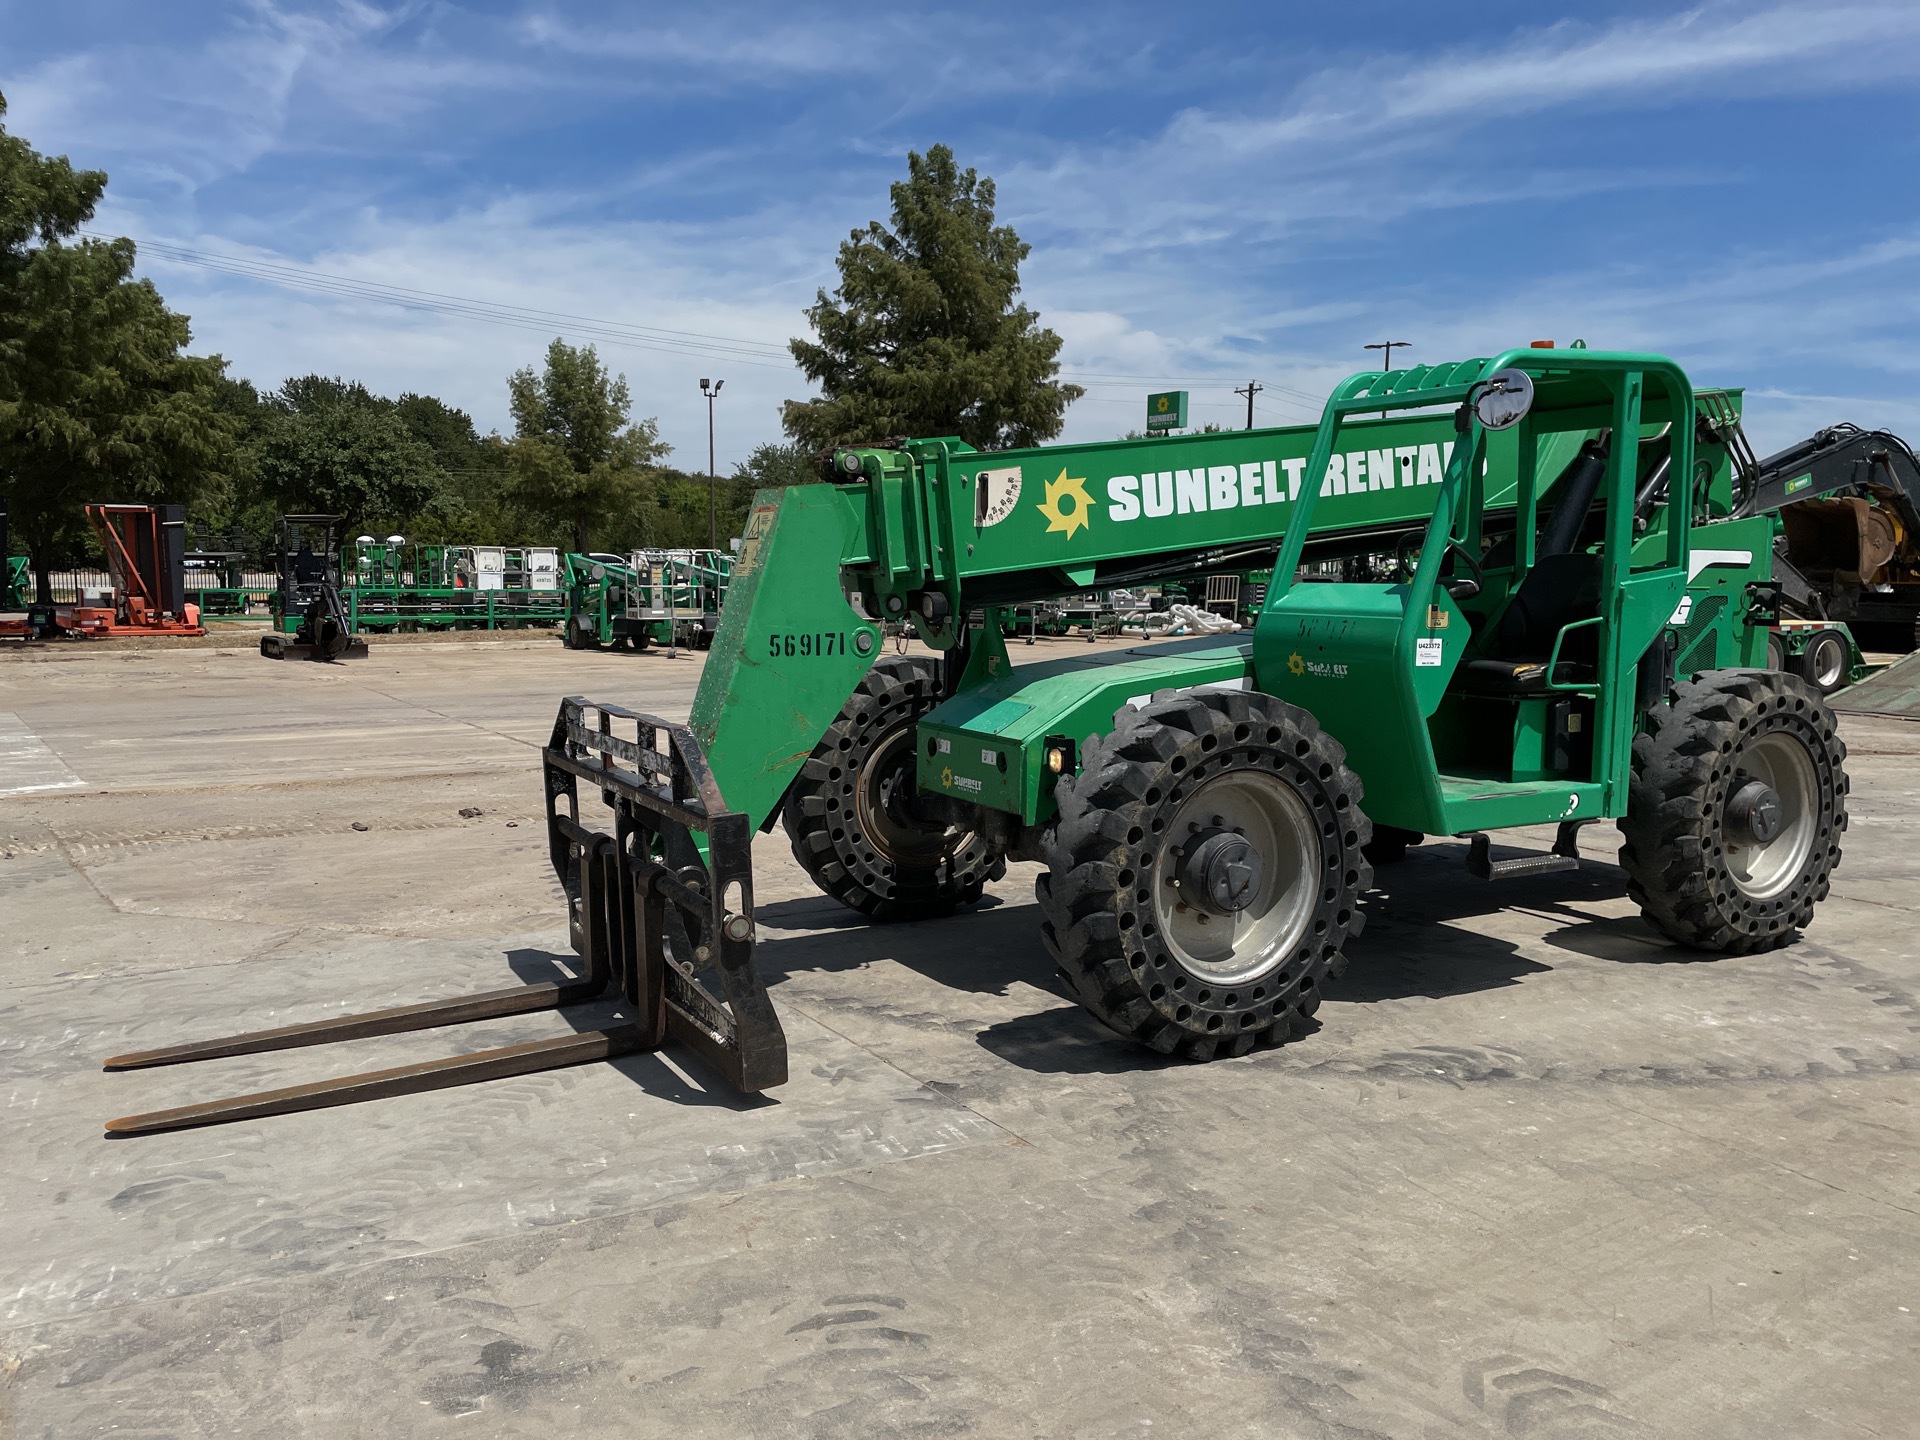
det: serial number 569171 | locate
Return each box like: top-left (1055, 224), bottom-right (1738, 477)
top-left (766, 632), bottom-right (849, 658)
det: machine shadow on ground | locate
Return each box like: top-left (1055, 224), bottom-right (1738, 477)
top-left (489, 845), bottom-right (1730, 1096)
top-left (744, 845), bottom-right (1689, 1078)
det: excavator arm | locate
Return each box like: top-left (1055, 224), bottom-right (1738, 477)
top-left (1738, 424), bottom-right (1920, 623)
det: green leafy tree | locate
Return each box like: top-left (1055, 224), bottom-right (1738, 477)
top-left (0, 93), bottom-right (235, 601)
top-left (734, 439), bottom-right (818, 493)
top-left (505, 338), bottom-right (669, 552)
top-left (727, 439), bottom-right (816, 523)
top-left (391, 392), bottom-right (520, 544)
top-left (783, 144), bottom-right (1083, 452)
top-left (250, 376), bottom-right (443, 533)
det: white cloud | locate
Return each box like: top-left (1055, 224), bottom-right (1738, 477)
top-left (13, 0), bottom-right (1920, 462)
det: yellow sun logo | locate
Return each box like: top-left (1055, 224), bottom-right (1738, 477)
top-left (1037, 468), bottom-right (1094, 538)
top-left (940, 766), bottom-right (954, 789)
top-left (1288, 652), bottom-right (1306, 676)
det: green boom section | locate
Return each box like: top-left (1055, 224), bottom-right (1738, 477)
top-left (837, 415), bottom-right (1598, 641)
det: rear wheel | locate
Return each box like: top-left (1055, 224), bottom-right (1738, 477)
top-left (783, 655), bottom-right (1006, 921)
top-left (1037, 689), bottom-right (1371, 1060)
top-left (1765, 630), bottom-right (1787, 672)
top-left (1619, 669), bottom-right (1847, 953)
top-left (1792, 626), bottom-right (1850, 696)
top-left (562, 615), bottom-right (601, 651)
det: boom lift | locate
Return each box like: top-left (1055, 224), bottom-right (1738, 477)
top-left (105, 350), bottom-right (1848, 1131)
top-left (562, 548), bottom-right (733, 651)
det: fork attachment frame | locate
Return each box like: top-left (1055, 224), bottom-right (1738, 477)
top-left (102, 697), bottom-right (786, 1135)
top-left (543, 695), bottom-right (787, 1093)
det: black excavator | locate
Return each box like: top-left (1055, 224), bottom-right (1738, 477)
top-left (260, 514), bottom-right (369, 661)
top-left (1736, 423), bottom-right (1920, 648)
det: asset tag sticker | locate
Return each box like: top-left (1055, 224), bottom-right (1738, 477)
top-left (1415, 638), bottom-right (1444, 667)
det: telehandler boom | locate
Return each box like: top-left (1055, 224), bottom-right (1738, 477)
top-left (105, 349), bottom-right (1847, 1130)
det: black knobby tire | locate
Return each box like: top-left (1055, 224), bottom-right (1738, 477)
top-left (1618, 669), bottom-right (1848, 953)
top-left (1036, 689), bottom-right (1372, 1061)
top-left (783, 655), bottom-right (1006, 921)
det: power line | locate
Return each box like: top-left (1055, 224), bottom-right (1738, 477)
top-left (91, 232), bottom-right (800, 369)
top-left (94, 230), bottom-right (1348, 404)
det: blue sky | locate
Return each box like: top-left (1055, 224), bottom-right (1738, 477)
top-left (5, 0), bottom-right (1919, 469)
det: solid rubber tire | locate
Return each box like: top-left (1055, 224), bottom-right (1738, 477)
top-left (1617, 668), bottom-right (1847, 954)
top-left (1036, 688), bottom-right (1372, 1061)
top-left (782, 655), bottom-right (1006, 921)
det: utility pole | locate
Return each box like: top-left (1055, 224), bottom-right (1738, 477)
top-left (1363, 340), bottom-right (1410, 373)
top-left (1362, 343), bottom-right (1409, 420)
top-left (1233, 380), bottom-right (1264, 430)
top-left (699, 378), bottom-right (724, 551)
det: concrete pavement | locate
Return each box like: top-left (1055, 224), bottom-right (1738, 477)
top-left (2, 636), bottom-right (1915, 1438)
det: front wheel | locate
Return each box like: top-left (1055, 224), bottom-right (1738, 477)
top-left (1619, 669), bottom-right (1848, 953)
top-left (1037, 689), bottom-right (1371, 1061)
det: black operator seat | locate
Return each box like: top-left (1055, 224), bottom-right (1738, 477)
top-left (1461, 434), bottom-right (1610, 696)
top-left (292, 544), bottom-right (325, 585)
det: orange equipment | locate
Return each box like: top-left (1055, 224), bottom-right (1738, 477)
top-left (0, 504), bottom-right (205, 640)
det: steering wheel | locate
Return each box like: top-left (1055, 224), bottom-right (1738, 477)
top-left (1395, 527), bottom-right (1485, 601)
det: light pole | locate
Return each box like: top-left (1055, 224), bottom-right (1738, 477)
top-left (699, 377), bottom-right (724, 551)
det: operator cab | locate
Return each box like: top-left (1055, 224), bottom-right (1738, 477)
top-left (1257, 352), bottom-right (1703, 837)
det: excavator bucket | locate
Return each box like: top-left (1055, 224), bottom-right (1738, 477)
top-left (102, 698), bottom-right (787, 1135)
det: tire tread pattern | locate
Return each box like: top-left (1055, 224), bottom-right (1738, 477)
top-left (782, 655), bottom-right (1005, 922)
top-left (1036, 688), bottom-right (1372, 1061)
top-left (1618, 668), bottom-right (1848, 953)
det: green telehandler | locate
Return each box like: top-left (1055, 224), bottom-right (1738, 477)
top-left (104, 348), bottom-right (1848, 1132)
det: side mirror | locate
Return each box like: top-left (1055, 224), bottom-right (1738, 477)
top-left (1473, 369), bottom-right (1534, 431)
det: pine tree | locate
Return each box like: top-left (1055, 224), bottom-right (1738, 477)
top-left (783, 145), bottom-right (1082, 453)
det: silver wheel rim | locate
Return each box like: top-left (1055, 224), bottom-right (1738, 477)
top-left (855, 725), bottom-right (975, 867)
top-left (1809, 637), bottom-right (1846, 690)
top-left (1154, 769), bottom-right (1321, 985)
top-left (1724, 730), bottom-right (1819, 900)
